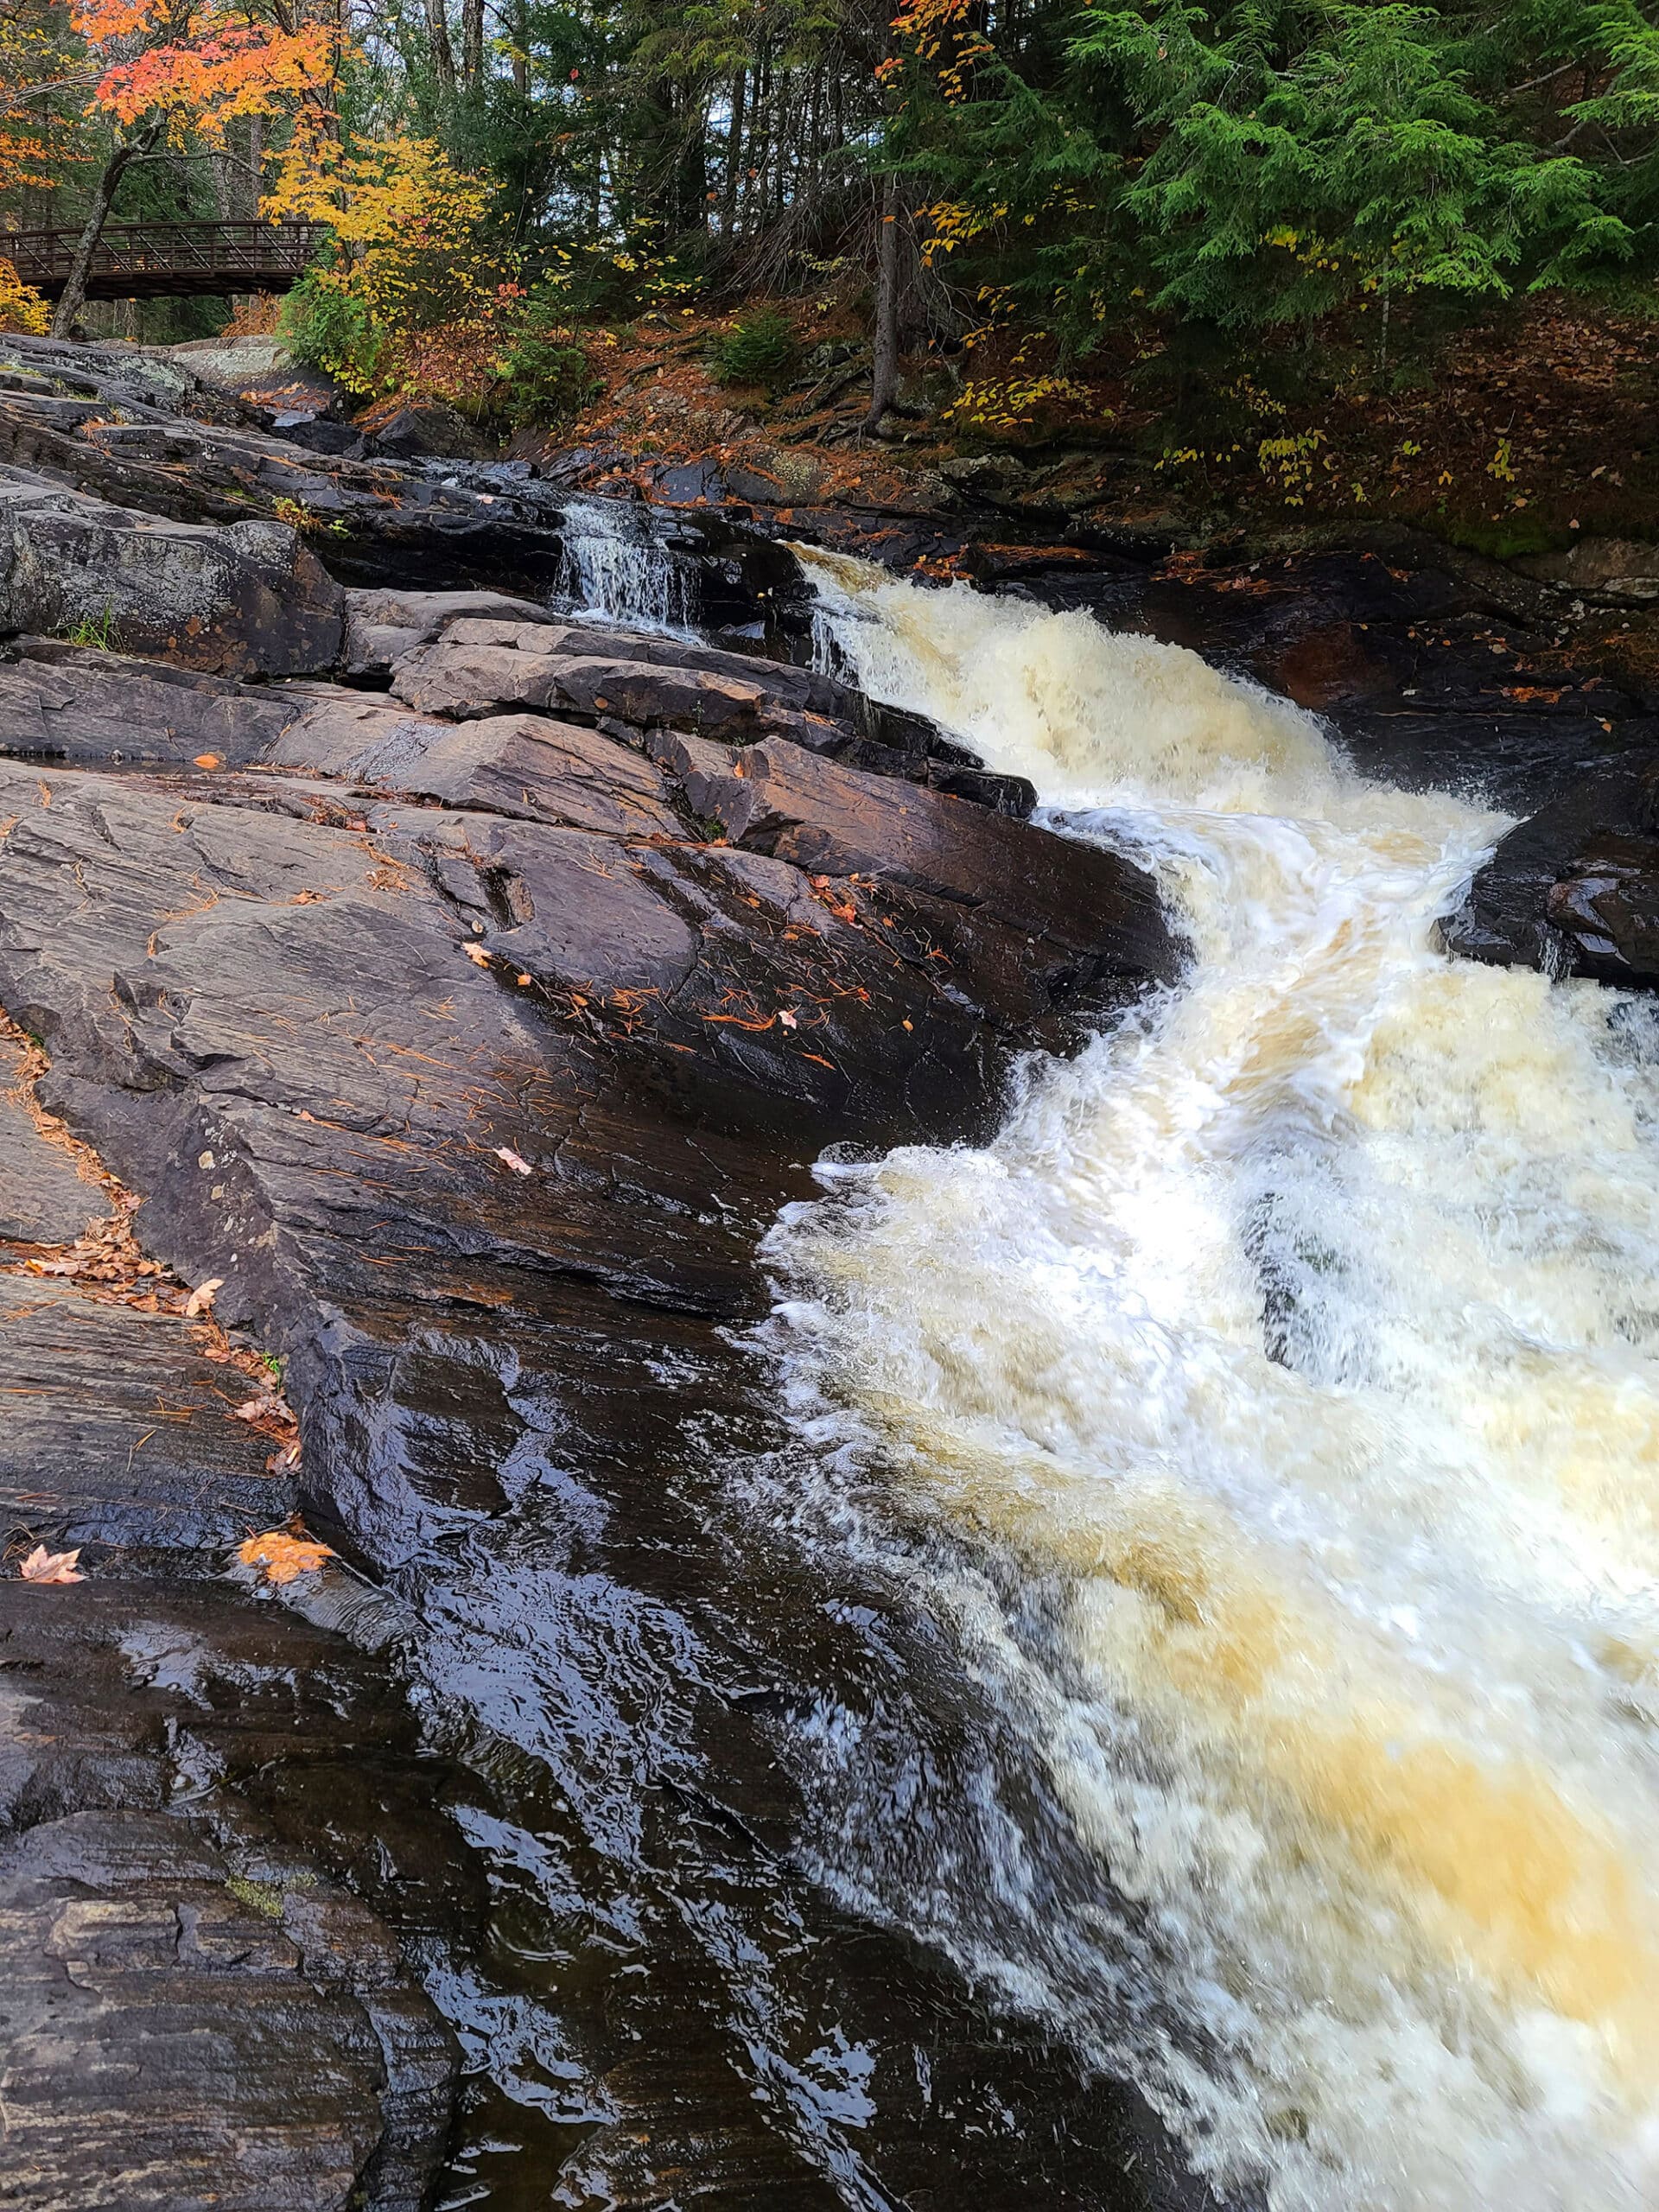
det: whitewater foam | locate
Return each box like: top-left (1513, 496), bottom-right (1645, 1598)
top-left (767, 550), bottom-right (1659, 2209)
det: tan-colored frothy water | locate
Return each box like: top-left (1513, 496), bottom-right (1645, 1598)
top-left (770, 552), bottom-right (1659, 2209)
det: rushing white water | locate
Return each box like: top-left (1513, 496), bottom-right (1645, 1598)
top-left (556, 494), bottom-right (698, 633)
top-left (768, 550), bottom-right (1659, 2211)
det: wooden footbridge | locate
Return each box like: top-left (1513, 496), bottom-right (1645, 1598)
top-left (2, 220), bottom-right (316, 302)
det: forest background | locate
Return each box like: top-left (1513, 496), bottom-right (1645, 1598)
top-left (2, 0), bottom-right (1659, 547)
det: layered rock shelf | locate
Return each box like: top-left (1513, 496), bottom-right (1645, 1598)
top-left (0, 337), bottom-right (1174, 2210)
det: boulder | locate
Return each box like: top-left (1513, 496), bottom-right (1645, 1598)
top-left (0, 470), bottom-right (344, 676)
top-left (1440, 756), bottom-right (1659, 982)
top-left (1515, 536), bottom-right (1659, 602)
top-left (360, 396), bottom-right (493, 463)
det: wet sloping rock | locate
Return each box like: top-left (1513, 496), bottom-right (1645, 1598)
top-left (0, 1045), bottom-right (101, 1244)
top-left (0, 1271), bottom-right (289, 1549)
top-left (0, 699), bottom-right (1170, 1529)
top-left (1440, 755), bottom-right (1659, 982)
top-left (0, 639), bottom-right (305, 762)
top-left (0, 1576), bottom-right (461, 2212)
top-left (656, 728), bottom-right (1154, 990)
top-left (0, 470), bottom-right (343, 676)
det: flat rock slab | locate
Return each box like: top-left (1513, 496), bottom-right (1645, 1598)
top-left (273, 696), bottom-right (685, 838)
top-left (0, 640), bottom-right (303, 765)
top-left (0, 1272), bottom-right (289, 1551)
top-left (0, 1046), bottom-right (102, 1245)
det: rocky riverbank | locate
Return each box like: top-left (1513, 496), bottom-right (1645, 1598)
top-left (2, 330), bottom-right (1655, 2211)
top-left (0, 334), bottom-right (1179, 2209)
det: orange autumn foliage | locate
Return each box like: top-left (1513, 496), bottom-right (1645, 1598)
top-left (237, 1528), bottom-right (334, 1584)
top-left (71, 0), bottom-right (343, 149)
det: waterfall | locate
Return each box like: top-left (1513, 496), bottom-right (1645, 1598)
top-left (767, 550), bottom-right (1659, 2212)
top-left (555, 494), bottom-right (698, 634)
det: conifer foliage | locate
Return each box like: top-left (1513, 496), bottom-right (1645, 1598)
top-left (0, 0), bottom-right (1656, 397)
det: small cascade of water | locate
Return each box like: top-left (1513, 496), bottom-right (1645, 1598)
top-left (768, 547), bottom-right (1659, 2212)
top-left (555, 494), bottom-right (698, 634)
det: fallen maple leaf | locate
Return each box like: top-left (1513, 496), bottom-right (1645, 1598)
top-left (494, 1144), bottom-right (532, 1176)
top-left (233, 1390), bottom-right (294, 1425)
top-left (19, 1544), bottom-right (83, 1584)
top-left (237, 1529), bottom-right (333, 1584)
top-left (184, 1275), bottom-right (225, 1317)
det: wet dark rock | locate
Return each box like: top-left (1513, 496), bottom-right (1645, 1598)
top-left (361, 397), bottom-right (494, 464)
top-left (0, 1044), bottom-right (101, 1246)
top-left (1440, 757), bottom-right (1659, 982)
top-left (0, 1578), bottom-right (461, 2212)
top-left (656, 730), bottom-right (1164, 1004)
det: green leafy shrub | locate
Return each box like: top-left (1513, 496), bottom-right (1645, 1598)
top-left (710, 308), bottom-right (799, 388)
top-left (279, 271), bottom-right (389, 394)
top-left (496, 327), bottom-right (601, 424)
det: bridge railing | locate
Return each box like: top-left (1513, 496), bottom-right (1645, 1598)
top-left (0, 219), bottom-right (321, 301)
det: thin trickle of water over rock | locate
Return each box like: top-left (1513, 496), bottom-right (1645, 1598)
top-left (772, 550), bottom-right (1659, 2212)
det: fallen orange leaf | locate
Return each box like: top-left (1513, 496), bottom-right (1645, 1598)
top-left (194, 753), bottom-right (222, 771)
top-left (184, 1274), bottom-right (225, 1317)
top-left (237, 1529), bottom-right (334, 1584)
top-left (19, 1543), bottom-right (83, 1584)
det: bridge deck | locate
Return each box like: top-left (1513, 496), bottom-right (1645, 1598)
top-left (2, 219), bottom-right (316, 302)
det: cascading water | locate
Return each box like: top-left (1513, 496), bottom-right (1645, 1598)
top-left (555, 493), bottom-right (698, 633)
top-left (767, 549), bottom-right (1659, 2211)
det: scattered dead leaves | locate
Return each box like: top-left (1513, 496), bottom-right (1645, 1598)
top-left (0, 1011), bottom-right (301, 1472)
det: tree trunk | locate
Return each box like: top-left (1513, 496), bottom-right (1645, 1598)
top-left (721, 70), bottom-right (745, 237)
top-left (425, 0), bottom-right (456, 93)
top-left (461, 0), bottom-right (483, 87)
top-left (50, 128), bottom-right (156, 340)
top-left (863, 171), bottom-right (902, 435)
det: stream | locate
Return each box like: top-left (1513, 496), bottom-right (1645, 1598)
top-left (299, 506), bottom-right (1659, 2212)
top-left (771, 556), bottom-right (1659, 2210)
